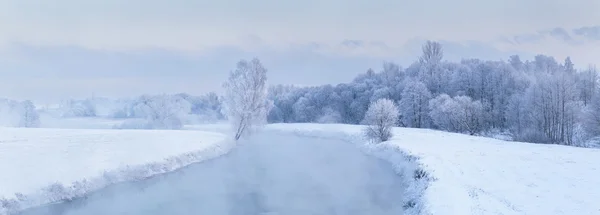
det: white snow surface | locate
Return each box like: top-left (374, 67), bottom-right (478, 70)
top-left (4, 122), bottom-right (600, 215)
top-left (267, 123), bottom-right (600, 215)
top-left (0, 127), bottom-right (230, 214)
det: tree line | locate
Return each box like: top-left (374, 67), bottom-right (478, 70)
top-left (267, 41), bottom-right (600, 146)
top-left (46, 41), bottom-right (600, 146)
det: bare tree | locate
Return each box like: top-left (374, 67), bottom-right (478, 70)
top-left (419, 40), bottom-right (443, 66)
top-left (399, 80), bottom-right (432, 128)
top-left (361, 98), bottom-right (400, 143)
top-left (583, 91), bottom-right (600, 137)
top-left (419, 40), bottom-right (444, 94)
top-left (429, 94), bottom-right (484, 135)
top-left (223, 58), bottom-right (271, 140)
top-left (578, 65), bottom-right (598, 106)
top-left (18, 100), bottom-right (40, 128)
top-left (132, 94), bottom-right (191, 129)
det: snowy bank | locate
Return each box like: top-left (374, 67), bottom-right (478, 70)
top-left (267, 123), bottom-right (600, 215)
top-left (0, 128), bottom-right (232, 214)
top-left (387, 127), bottom-right (600, 215)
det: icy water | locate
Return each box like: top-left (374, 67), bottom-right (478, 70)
top-left (19, 132), bottom-right (406, 215)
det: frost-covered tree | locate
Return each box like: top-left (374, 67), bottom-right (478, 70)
top-left (222, 58), bottom-right (271, 140)
top-left (429, 94), bottom-right (484, 135)
top-left (577, 65), bottom-right (598, 106)
top-left (0, 99), bottom-right (41, 127)
top-left (419, 41), bottom-right (443, 66)
top-left (59, 99), bottom-right (96, 117)
top-left (293, 97), bottom-right (315, 122)
top-left (268, 85), bottom-right (303, 123)
top-left (563, 57), bottom-right (575, 74)
top-left (399, 80), bottom-right (431, 128)
top-left (361, 98), bottom-right (399, 142)
top-left (418, 41), bottom-right (444, 94)
top-left (260, 41), bottom-right (599, 147)
top-left (16, 100), bottom-right (40, 128)
top-left (177, 92), bottom-right (225, 123)
top-left (583, 92), bottom-right (600, 137)
top-left (509, 55), bottom-right (523, 71)
top-left (124, 94), bottom-right (191, 129)
top-left (428, 94), bottom-right (451, 129)
top-left (534, 55), bottom-right (560, 74)
top-left (519, 71), bottom-right (579, 144)
top-left (506, 93), bottom-right (528, 137)
top-left (144, 95), bottom-right (190, 129)
top-left (453, 96), bottom-right (485, 135)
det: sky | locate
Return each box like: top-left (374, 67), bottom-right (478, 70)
top-left (0, 0), bottom-right (599, 103)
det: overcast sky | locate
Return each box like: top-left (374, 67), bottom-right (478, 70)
top-left (0, 0), bottom-right (599, 103)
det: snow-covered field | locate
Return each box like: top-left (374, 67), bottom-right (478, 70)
top-left (0, 127), bottom-right (231, 214)
top-left (268, 123), bottom-right (600, 215)
top-left (4, 120), bottom-right (600, 215)
top-left (38, 115), bottom-right (125, 129)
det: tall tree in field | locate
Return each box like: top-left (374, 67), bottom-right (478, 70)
top-left (222, 58), bottom-right (271, 140)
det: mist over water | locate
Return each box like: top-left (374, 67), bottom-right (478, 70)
top-left (19, 132), bottom-right (407, 215)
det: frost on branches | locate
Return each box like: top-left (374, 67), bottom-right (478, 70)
top-left (362, 98), bottom-right (400, 143)
top-left (429, 94), bottom-right (484, 135)
top-left (132, 94), bottom-right (191, 129)
top-left (222, 58), bottom-right (271, 140)
top-left (0, 99), bottom-right (40, 128)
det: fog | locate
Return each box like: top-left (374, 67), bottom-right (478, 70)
top-left (19, 132), bottom-right (408, 215)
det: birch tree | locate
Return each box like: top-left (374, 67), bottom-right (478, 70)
top-left (222, 58), bottom-right (271, 140)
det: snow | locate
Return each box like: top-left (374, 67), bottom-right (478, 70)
top-left (0, 127), bottom-right (231, 214)
top-left (267, 123), bottom-right (600, 215)
top-left (38, 115), bottom-right (125, 129)
top-left (4, 120), bottom-right (600, 214)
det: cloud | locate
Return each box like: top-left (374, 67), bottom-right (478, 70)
top-left (0, 42), bottom-right (383, 102)
top-left (492, 26), bottom-right (600, 68)
top-left (500, 28), bottom-right (577, 45)
top-left (573, 26), bottom-right (600, 41)
top-left (0, 36), bottom-right (535, 102)
top-left (1, 0), bottom-right (598, 51)
top-left (547, 28), bottom-right (574, 42)
top-left (498, 25), bottom-right (600, 46)
top-left (0, 0), bottom-right (598, 104)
